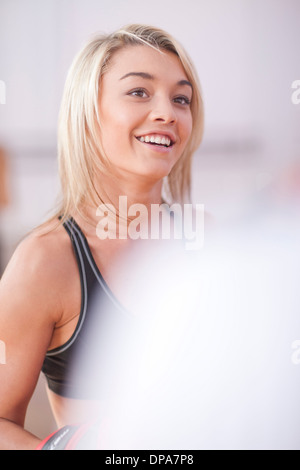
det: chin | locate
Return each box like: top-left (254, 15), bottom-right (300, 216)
top-left (137, 155), bottom-right (178, 178)
top-left (138, 163), bottom-right (174, 182)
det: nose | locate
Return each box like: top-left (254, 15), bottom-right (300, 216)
top-left (149, 96), bottom-right (177, 124)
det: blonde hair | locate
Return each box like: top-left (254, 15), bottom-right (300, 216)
top-left (53, 24), bottom-right (204, 224)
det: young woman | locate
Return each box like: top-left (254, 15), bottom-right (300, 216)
top-left (0, 24), bottom-right (204, 449)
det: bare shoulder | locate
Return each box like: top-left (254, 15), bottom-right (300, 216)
top-left (1, 219), bottom-right (77, 325)
top-left (4, 221), bottom-right (70, 279)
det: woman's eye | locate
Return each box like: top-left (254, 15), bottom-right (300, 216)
top-left (174, 96), bottom-right (191, 106)
top-left (128, 89), bottom-right (148, 98)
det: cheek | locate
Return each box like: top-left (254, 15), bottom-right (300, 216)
top-left (98, 114), bottom-right (139, 167)
top-left (101, 105), bottom-right (140, 144)
top-left (180, 113), bottom-right (193, 146)
top-left (99, 115), bottom-right (128, 154)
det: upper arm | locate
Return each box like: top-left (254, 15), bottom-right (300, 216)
top-left (0, 234), bottom-right (63, 426)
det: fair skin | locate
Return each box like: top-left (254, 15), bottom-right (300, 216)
top-left (0, 45), bottom-right (193, 449)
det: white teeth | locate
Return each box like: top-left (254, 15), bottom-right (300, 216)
top-left (137, 135), bottom-right (172, 147)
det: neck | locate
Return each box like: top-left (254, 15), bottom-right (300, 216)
top-left (95, 170), bottom-right (164, 210)
top-left (75, 170), bottom-right (166, 236)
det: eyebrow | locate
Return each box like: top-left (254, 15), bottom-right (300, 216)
top-left (177, 79), bottom-right (193, 89)
top-left (119, 72), bottom-right (193, 89)
top-left (120, 72), bottom-right (154, 81)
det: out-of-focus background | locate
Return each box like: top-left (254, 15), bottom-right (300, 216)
top-left (0, 0), bottom-right (299, 441)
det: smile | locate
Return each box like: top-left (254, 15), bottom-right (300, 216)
top-left (135, 134), bottom-right (174, 148)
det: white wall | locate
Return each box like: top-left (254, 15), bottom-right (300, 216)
top-left (0, 0), bottom-right (299, 440)
top-left (0, 0), bottom-right (298, 249)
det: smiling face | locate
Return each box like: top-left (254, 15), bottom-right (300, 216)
top-left (97, 45), bottom-right (193, 184)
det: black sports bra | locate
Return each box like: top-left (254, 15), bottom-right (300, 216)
top-left (41, 217), bottom-right (131, 399)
